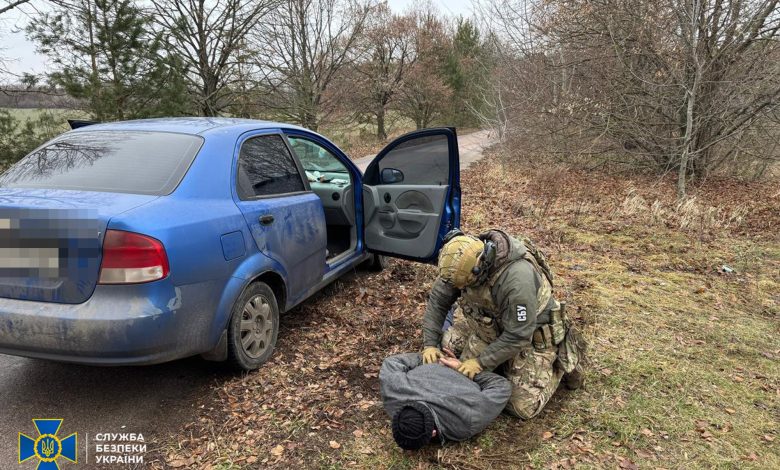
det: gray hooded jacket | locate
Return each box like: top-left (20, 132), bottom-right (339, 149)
top-left (380, 353), bottom-right (512, 442)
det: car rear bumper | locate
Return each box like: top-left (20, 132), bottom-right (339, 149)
top-left (0, 281), bottom-right (223, 365)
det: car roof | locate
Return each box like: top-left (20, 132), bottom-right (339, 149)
top-left (68, 117), bottom-right (311, 137)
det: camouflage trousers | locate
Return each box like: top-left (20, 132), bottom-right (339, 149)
top-left (442, 310), bottom-right (565, 420)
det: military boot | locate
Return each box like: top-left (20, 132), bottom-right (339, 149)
top-left (564, 364), bottom-right (584, 390)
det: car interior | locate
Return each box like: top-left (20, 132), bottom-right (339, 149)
top-left (287, 136), bottom-right (357, 263)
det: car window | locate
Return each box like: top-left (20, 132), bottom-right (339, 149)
top-left (378, 134), bottom-right (450, 185)
top-left (0, 131), bottom-right (203, 195)
top-left (236, 134), bottom-right (305, 199)
top-left (287, 136), bottom-right (348, 173)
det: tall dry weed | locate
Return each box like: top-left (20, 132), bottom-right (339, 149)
top-left (618, 189), bottom-right (750, 235)
top-left (525, 163), bottom-right (570, 218)
top-left (619, 188), bottom-right (648, 217)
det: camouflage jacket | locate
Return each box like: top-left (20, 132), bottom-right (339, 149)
top-left (422, 230), bottom-right (557, 370)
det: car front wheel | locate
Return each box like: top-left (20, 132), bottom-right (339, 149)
top-left (226, 282), bottom-right (280, 371)
top-left (364, 253), bottom-right (388, 271)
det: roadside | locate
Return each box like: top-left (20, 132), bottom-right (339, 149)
top-left (0, 355), bottom-right (230, 470)
top-left (159, 148), bottom-right (779, 469)
top-left (352, 129), bottom-right (496, 172)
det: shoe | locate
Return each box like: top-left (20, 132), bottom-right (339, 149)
top-left (564, 364), bottom-right (584, 390)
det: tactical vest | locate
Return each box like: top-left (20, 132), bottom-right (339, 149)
top-left (459, 238), bottom-right (554, 338)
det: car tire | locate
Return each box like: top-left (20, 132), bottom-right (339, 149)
top-left (364, 253), bottom-right (388, 272)
top-left (226, 282), bottom-right (280, 371)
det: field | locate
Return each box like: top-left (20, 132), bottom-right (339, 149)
top-left (154, 146), bottom-right (779, 469)
top-left (0, 107), bottom-right (408, 159)
top-left (0, 107), bottom-right (86, 121)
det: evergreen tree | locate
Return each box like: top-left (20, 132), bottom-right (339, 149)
top-left (27, 0), bottom-right (190, 120)
top-left (442, 18), bottom-right (486, 126)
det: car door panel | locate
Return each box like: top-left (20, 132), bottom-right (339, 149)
top-left (231, 131), bottom-right (326, 303)
top-left (365, 186), bottom-right (448, 257)
top-left (237, 193), bottom-right (326, 301)
top-left (363, 129), bottom-right (460, 262)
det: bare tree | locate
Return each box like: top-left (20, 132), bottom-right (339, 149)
top-left (395, 7), bottom-right (451, 130)
top-left (0, 0), bottom-right (31, 16)
top-left (0, 0), bottom-right (33, 76)
top-left (151, 0), bottom-right (279, 116)
top-left (252, 0), bottom-right (374, 131)
top-left (352, 4), bottom-right (416, 139)
top-left (477, 0), bottom-right (780, 192)
top-left (398, 62), bottom-right (451, 129)
top-left (676, 0), bottom-right (704, 197)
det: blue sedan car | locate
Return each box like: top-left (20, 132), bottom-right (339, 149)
top-left (0, 118), bottom-right (461, 370)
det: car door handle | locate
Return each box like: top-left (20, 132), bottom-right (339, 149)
top-left (259, 215), bottom-right (275, 225)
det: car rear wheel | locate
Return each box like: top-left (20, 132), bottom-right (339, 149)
top-left (226, 282), bottom-right (279, 371)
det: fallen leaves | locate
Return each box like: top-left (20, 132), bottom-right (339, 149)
top-left (617, 456), bottom-right (638, 469)
top-left (270, 445), bottom-right (284, 457)
top-left (357, 445), bottom-right (374, 455)
top-left (168, 459), bottom-right (188, 468)
top-left (694, 420), bottom-right (717, 441)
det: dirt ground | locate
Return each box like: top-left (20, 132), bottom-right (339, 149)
top-left (155, 149), bottom-right (779, 470)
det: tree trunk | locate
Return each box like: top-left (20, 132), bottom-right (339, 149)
top-left (201, 76), bottom-right (219, 117)
top-left (377, 107), bottom-right (387, 140)
top-left (677, 0), bottom-right (702, 199)
top-left (677, 89), bottom-right (695, 198)
top-left (300, 110), bottom-right (318, 132)
top-left (86, 0), bottom-right (103, 121)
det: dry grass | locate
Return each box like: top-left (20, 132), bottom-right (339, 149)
top-left (156, 149), bottom-right (779, 470)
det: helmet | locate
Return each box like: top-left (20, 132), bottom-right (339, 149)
top-left (438, 234), bottom-right (485, 288)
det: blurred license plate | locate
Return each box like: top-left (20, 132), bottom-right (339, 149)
top-left (0, 247), bottom-right (60, 277)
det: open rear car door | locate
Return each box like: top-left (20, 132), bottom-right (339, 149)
top-left (362, 128), bottom-right (460, 262)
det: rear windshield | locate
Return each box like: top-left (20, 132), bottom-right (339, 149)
top-left (0, 131), bottom-right (203, 195)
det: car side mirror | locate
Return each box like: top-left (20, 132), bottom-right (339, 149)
top-left (381, 168), bottom-right (404, 184)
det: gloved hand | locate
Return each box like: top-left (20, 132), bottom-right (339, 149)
top-left (457, 358), bottom-right (483, 379)
top-left (422, 346), bottom-right (443, 364)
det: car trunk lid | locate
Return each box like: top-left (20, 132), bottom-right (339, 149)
top-left (0, 188), bottom-right (157, 303)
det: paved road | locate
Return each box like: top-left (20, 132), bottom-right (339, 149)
top-left (0, 128), bottom-right (496, 469)
top-left (0, 355), bottom-right (227, 469)
top-left (354, 129), bottom-right (497, 172)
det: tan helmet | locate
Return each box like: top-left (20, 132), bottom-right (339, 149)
top-left (438, 235), bottom-right (485, 288)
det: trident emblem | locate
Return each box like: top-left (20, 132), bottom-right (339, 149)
top-left (40, 437), bottom-right (56, 457)
top-left (18, 419), bottom-right (77, 469)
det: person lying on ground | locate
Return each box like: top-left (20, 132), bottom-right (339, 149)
top-left (379, 350), bottom-right (512, 451)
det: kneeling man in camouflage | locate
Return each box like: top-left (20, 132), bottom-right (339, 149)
top-left (421, 229), bottom-right (586, 419)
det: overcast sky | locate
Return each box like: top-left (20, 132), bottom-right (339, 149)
top-left (0, 0), bottom-right (474, 78)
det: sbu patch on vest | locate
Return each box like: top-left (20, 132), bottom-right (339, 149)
top-left (516, 305), bottom-right (527, 322)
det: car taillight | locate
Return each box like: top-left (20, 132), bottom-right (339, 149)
top-left (99, 230), bottom-right (170, 284)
